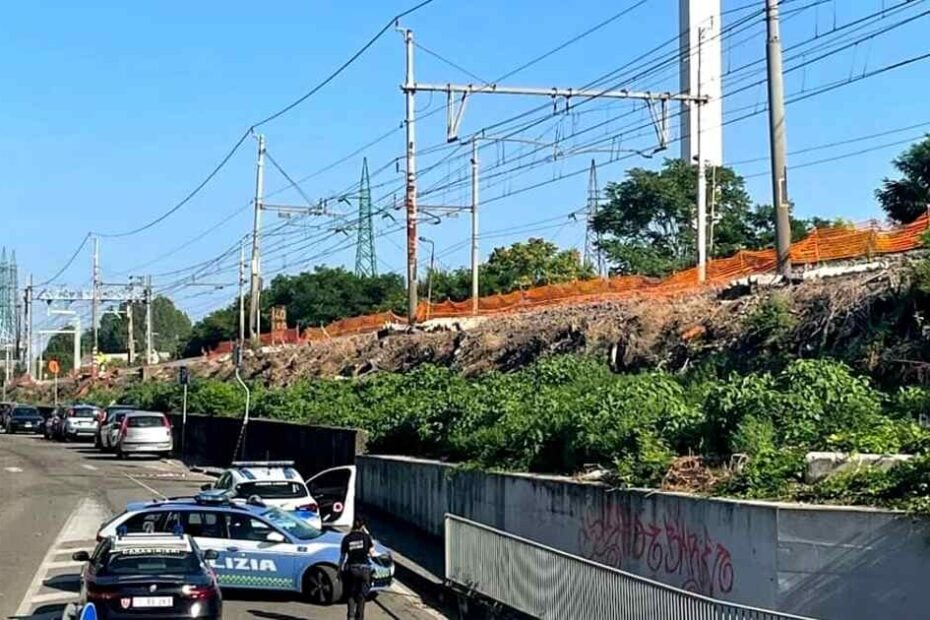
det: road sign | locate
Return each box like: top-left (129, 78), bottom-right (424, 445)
top-left (48, 359), bottom-right (60, 376)
top-left (79, 602), bottom-right (97, 620)
top-left (178, 366), bottom-right (190, 386)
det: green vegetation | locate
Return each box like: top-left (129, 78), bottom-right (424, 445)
top-left (185, 239), bottom-right (593, 353)
top-left (877, 135), bottom-right (930, 224)
top-left (42, 296), bottom-right (190, 371)
top-left (85, 355), bottom-right (930, 511)
top-left (591, 159), bottom-right (846, 277)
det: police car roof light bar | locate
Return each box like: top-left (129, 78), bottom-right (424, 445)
top-left (231, 461), bottom-right (295, 468)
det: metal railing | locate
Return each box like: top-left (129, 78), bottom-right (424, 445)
top-left (444, 514), bottom-right (815, 620)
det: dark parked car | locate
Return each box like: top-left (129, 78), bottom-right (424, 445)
top-left (5, 406), bottom-right (43, 434)
top-left (72, 532), bottom-right (221, 620)
top-left (35, 405), bottom-right (57, 434)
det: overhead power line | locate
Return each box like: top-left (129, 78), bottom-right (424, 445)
top-left (90, 0), bottom-right (441, 240)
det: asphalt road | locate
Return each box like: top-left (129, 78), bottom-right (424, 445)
top-left (0, 433), bottom-right (446, 620)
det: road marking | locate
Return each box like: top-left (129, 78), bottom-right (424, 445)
top-left (80, 464), bottom-right (98, 471)
top-left (4, 466), bottom-right (23, 473)
top-left (44, 560), bottom-right (84, 570)
top-left (28, 591), bottom-right (78, 605)
top-left (123, 473), bottom-right (167, 499)
top-left (15, 497), bottom-right (110, 618)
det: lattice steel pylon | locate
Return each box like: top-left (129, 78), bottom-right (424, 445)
top-left (0, 248), bottom-right (15, 347)
top-left (354, 157), bottom-right (377, 277)
top-left (583, 160), bottom-right (606, 277)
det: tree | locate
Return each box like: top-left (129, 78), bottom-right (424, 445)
top-left (263, 266), bottom-right (405, 326)
top-left (182, 305), bottom-right (238, 358)
top-left (592, 159), bottom-right (836, 277)
top-left (98, 296), bottom-right (192, 358)
top-left (422, 239), bottom-right (596, 304)
top-left (877, 136), bottom-right (930, 224)
top-left (482, 238), bottom-right (593, 292)
top-left (592, 159), bottom-right (755, 277)
top-left (41, 329), bottom-right (92, 374)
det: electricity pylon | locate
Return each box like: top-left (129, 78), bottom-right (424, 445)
top-left (354, 157), bottom-right (377, 277)
top-left (583, 161), bottom-right (606, 278)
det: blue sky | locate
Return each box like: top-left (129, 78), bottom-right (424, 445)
top-left (3, 0), bottom-right (929, 324)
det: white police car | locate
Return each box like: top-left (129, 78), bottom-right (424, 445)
top-left (96, 488), bottom-right (393, 605)
top-left (202, 462), bottom-right (356, 531)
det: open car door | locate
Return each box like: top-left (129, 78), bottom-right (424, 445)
top-left (306, 465), bottom-right (356, 528)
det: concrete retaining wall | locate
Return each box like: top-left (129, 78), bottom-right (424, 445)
top-left (169, 413), bottom-right (367, 477)
top-left (358, 454), bottom-right (930, 620)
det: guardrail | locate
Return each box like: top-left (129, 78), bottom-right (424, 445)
top-left (444, 514), bottom-right (815, 620)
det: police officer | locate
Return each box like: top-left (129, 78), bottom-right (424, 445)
top-left (340, 517), bottom-right (375, 620)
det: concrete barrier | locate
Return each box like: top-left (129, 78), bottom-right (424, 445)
top-left (358, 454), bottom-right (930, 620)
top-left (169, 413), bottom-right (367, 477)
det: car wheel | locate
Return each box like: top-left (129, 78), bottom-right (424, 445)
top-left (303, 565), bottom-right (342, 605)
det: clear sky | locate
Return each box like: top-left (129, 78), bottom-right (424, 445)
top-left (3, 0), bottom-right (929, 325)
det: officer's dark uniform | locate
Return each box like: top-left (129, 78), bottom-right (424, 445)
top-left (340, 527), bottom-right (373, 620)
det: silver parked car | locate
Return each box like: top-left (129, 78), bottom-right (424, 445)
top-left (60, 405), bottom-right (102, 442)
top-left (115, 411), bottom-right (173, 459)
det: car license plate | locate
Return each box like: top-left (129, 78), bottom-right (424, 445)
top-left (131, 597), bottom-right (172, 608)
top-left (24, 423), bottom-right (32, 427)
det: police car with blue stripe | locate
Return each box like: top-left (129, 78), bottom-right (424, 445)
top-left (96, 481), bottom-right (393, 605)
top-left (200, 461), bottom-right (334, 531)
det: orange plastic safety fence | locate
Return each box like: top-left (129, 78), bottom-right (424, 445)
top-left (206, 215), bottom-right (928, 353)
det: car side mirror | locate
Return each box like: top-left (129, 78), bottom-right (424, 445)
top-left (72, 550), bottom-right (90, 563)
top-left (266, 532), bottom-right (285, 543)
top-left (200, 483), bottom-right (213, 491)
top-left (203, 549), bottom-right (219, 561)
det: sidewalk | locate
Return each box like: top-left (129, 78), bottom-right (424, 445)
top-left (364, 506), bottom-right (451, 613)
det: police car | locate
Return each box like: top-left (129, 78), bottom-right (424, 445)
top-left (71, 531), bottom-right (222, 620)
top-left (96, 488), bottom-right (393, 605)
top-left (202, 461), bottom-right (352, 531)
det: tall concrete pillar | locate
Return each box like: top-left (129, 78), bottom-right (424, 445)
top-left (679, 0), bottom-right (723, 166)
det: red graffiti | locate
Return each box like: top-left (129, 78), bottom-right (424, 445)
top-left (579, 505), bottom-right (734, 597)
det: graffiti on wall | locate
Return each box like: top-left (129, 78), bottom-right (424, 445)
top-left (579, 504), bottom-right (734, 597)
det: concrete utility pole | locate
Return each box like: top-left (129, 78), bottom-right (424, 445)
top-left (144, 275), bottom-right (153, 365)
top-left (249, 134), bottom-right (266, 346)
top-left (696, 27), bottom-right (708, 283)
top-left (23, 276), bottom-right (32, 380)
top-left (766, 0), bottom-right (792, 276)
top-left (126, 294), bottom-right (135, 366)
top-left (91, 236), bottom-right (100, 375)
top-left (401, 27), bottom-right (419, 324)
top-left (470, 139), bottom-right (480, 314)
top-left (238, 242), bottom-right (246, 348)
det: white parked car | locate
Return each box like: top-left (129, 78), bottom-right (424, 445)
top-left (115, 411), bottom-right (173, 458)
top-left (203, 462), bottom-right (357, 531)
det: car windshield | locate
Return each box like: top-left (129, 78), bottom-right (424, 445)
top-left (108, 411), bottom-right (128, 424)
top-left (71, 408), bottom-right (97, 418)
top-left (237, 481), bottom-right (308, 499)
top-left (12, 408), bottom-right (39, 418)
top-left (103, 550), bottom-right (200, 575)
top-left (261, 507), bottom-right (323, 540)
top-left (128, 415), bottom-right (164, 428)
